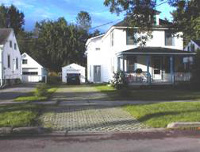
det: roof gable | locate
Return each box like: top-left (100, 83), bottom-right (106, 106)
top-left (0, 28), bottom-right (13, 45)
top-left (22, 52), bottom-right (43, 68)
top-left (62, 63), bottom-right (85, 70)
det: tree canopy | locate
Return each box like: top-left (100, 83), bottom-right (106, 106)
top-left (104, 0), bottom-right (200, 44)
top-left (76, 11), bottom-right (92, 31)
top-left (0, 4), bottom-right (24, 35)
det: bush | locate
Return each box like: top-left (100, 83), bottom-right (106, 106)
top-left (111, 71), bottom-right (128, 90)
top-left (34, 84), bottom-right (48, 97)
top-left (47, 76), bottom-right (61, 84)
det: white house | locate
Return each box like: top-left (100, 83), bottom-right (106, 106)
top-left (183, 40), bottom-right (200, 69)
top-left (21, 53), bottom-right (47, 83)
top-left (86, 11), bottom-right (195, 85)
top-left (0, 28), bottom-right (22, 87)
top-left (62, 63), bottom-right (85, 84)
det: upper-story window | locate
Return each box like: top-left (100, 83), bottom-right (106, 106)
top-left (190, 44), bottom-right (195, 52)
top-left (16, 58), bottom-right (19, 69)
top-left (9, 41), bottom-right (12, 48)
top-left (22, 59), bottom-right (27, 64)
top-left (111, 31), bottom-right (114, 46)
top-left (126, 30), bottom-right (137, 45)
top-left (14, 43), bottom-right (17, 50)
top-left (95, 48), bottom-right (100, 51)
top-left (165, 31), bottom-right (174, 46)
top-left (7, 55), bottom-right (11, 68)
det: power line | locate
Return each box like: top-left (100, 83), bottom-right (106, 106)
top-left (89, 1), bottom-right (169, 31)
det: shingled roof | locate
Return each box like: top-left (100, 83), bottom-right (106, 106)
top-left (114, 19), bottom-right (173, 28)
top-left (0, 28), bottom-right (12, 45)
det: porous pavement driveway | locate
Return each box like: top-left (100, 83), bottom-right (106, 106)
top-left (40, 85), bottom-right (149, 132)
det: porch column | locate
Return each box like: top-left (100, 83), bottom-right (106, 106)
top-left (146, 55), bottom-right (151, 84)
top-left (170, 56), bottom-right (175, 84)
top-left (117, 57), bottom-right (120, 72)
top-left (122, 55), bottom-right (125, 72)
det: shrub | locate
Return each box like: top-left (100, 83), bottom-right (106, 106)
top-left (111, 71), bottom-right (128, 90)
top-left (47, 76), bottom-right (61, 84)
top-left (34, 84), bottom-right (48, 97)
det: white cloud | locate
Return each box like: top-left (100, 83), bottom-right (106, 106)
top-left (0, 0), bottom-right (35, 8)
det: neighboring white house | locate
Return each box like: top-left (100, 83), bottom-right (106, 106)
top-left (183, 40), bottom-right (200, 68)
top-left (86, 11), bottom-right (195, 85)
top-left (0, 28), bottom-right (22, 87)
top-left (21, 53), bottom-right (47, 83)
top-left (62, 63), bottom-right (85, 84)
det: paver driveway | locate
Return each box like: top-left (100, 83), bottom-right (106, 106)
top-left (40, 85), bottom-right (149, 132)
top-left (41, 106), bottom-right (148, 132)
top-left (50, 85), bottom-right (109, 101)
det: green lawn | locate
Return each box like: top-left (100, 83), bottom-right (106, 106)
top-left (15, 85), bottom-right (58, 102)
top-left (124, 102), bottom-right (200, 128)
top-left (95, 84), bottom-right (200, 101)
top-left (0, 104), bottom-right (40, 127)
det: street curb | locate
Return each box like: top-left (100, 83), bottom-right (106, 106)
top-left (0, 127), bottom-right (51, 137)
top-left (0, 127), bottom-right (166, 137)
top-left (167, 122), bottom-right (200, 130)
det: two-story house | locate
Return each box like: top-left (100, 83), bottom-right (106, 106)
top-left (0, 28), bottom-right (22, 87)
top-left (86, 11), bottom-right (195, 85)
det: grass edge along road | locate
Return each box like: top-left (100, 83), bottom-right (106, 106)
top-left (124, 102), bottom-right (200, 128)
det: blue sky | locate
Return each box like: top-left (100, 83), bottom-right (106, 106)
top-left (0, 0), bottom-right (175, 32)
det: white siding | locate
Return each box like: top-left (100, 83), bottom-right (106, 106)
top-left (2, 30), bottom-right (21, 80)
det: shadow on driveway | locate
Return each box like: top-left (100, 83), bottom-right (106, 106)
top-left (0, 83), bottom-right (37, 101)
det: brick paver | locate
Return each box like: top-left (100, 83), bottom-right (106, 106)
top-left (40, 106), bottom-right (149, 132)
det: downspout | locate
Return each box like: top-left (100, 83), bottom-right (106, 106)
top-left (0, 45), bottom-right (4, 88)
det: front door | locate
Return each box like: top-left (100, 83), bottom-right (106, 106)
top-left (153, 57), bottom-right (162, 80)
top-left (94, 65), bottom-right (101, 82)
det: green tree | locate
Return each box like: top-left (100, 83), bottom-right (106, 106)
top-left (76, 11), bottom-right (92, 31)
top-left (171, 0), bottom-right (200, 45)
top-left (103, 0), bottom-right (200, 44)
top-left (0, 4), bottom-right (24, 35)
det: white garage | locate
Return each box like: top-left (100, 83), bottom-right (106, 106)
top-left (21, 53), bottom-right (47, 83)
top-left (62, 63), bottom-right (85, 84)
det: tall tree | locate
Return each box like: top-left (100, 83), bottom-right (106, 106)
top-left (0, 4), bottom-right (24, 35)
top-left (171, 0), bottom-right (200, 44)
top-left (32, 18), bottom-right (87, 72)
top-left (76, 11), bottom-right (92, 31)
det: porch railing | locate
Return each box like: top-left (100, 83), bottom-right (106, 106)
top-left (126, 72), bottom-right (149, 83)
top-left (175, 72), bottom-right (191, 82)
top-left (125, 72), bottom-right (191, 84)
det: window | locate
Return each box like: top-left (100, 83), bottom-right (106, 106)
top-left (22, 59), bottom-right (27, 64)
top-left (7, 55), bottom-right (10, 68)
top-left (126, 30), bottom-right (137, 45)
top-left (95, 48), bottom-right (100, 51)
top-left (111, 31), bottom-right (114, 46)
top-left (14, 43), bottom-right (17, 50)
top-left (191, 44), bottom-right (195, 52)
top-left (127, 57), bottom-right (137, 72)
top-left (165, 31), bottom-right (174, 46)
top-left (16, 58), bottom-right (18, 69)
top-left (9, 41), bottom-right (12, 48)
top-left (22, 72), bottom-right (38, 75)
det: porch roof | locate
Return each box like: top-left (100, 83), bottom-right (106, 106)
top-left (118, 47), bottom-right (196, 56)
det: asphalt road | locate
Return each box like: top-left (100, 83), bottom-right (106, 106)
top-left (1, 130), bottom-right (200, 152)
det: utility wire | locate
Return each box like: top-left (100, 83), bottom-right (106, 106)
top-left (89, 0), bottom-right (169, 30)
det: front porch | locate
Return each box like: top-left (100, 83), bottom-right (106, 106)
top-left (117, 47), bottom-right (195, 85)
